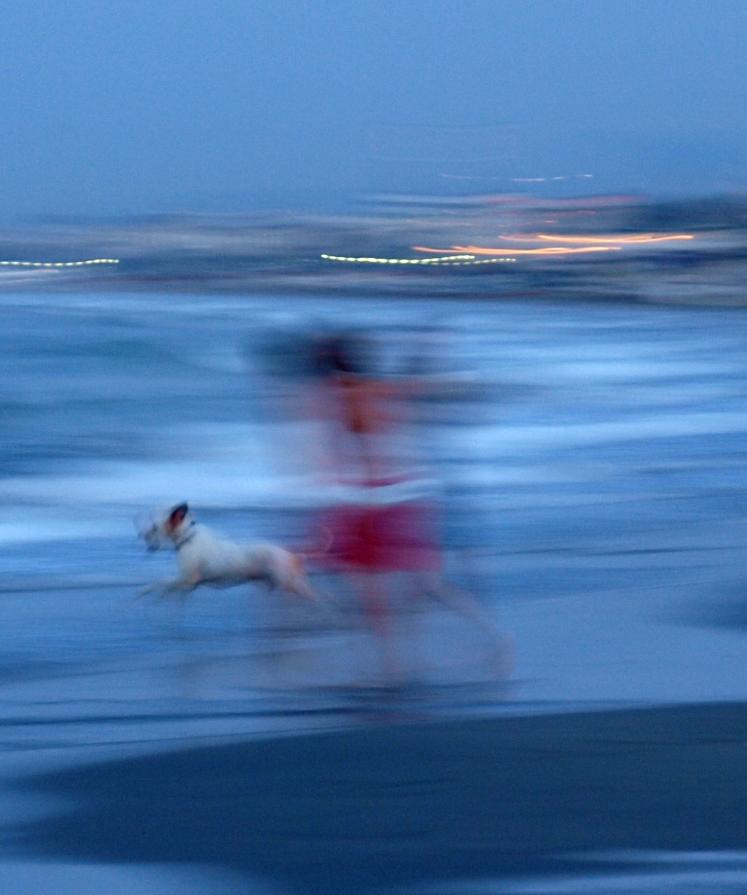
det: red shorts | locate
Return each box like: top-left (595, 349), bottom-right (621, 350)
top-left (319, 500), bottom-right (441, 573)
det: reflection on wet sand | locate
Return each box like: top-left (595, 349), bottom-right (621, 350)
top-left (12, 704), bottom-right (747, 894)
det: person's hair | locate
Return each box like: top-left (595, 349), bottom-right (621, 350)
top-left (312, 334), bottom-right (364, 376)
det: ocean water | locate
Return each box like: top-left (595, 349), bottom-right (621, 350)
top-left (4, 290), bottom-right (747, 566)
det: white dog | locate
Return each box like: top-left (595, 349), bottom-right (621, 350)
top-left (136, 503), bottom-right (318, 602)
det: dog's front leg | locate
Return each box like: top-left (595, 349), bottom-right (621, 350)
top-left (135, 581), bottom-right (165, 600)
top-left (160, 575), bottom-right (201, 600)
top-left (137, 575), bottom-right (200, 601)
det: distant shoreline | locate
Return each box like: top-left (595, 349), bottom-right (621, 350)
top-left (3, 194), bottom-right (747, 306)
top-left (2, 271), bottom-right (743, 308)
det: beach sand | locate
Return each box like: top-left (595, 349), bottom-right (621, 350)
top-left (8, 702), bottom-right (747, 894)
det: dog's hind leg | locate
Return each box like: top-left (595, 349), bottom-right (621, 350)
top-left (285, 574), bottom-right (318, 602)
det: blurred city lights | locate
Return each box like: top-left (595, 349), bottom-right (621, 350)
top-left (413, 244), bottom-right (620, 256)
top-left (320, 253), bottom-right (517, 265)
top-left (0, 258), bottom-right (120, 268)
top-left (499, 233), bottom-right (695, 245)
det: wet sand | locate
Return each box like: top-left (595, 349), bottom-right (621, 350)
top-left (9, 702), bottom-right (747, 893)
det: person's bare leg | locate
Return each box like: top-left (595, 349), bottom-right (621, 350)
top-left (418, 571), bottom-right (514, 678)
top-left (351, 572), bottom-right (402, 685)
top-left (399, 575), bottom-right (431, 683)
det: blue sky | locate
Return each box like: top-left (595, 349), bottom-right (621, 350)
top-left (2, 0), bottom-right (746, 218)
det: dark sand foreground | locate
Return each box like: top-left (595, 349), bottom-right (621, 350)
top-left (10, 702), bottom-right (747, 893)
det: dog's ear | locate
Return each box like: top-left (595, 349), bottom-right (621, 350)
top-left (167, 503), bottom-right (189, 529)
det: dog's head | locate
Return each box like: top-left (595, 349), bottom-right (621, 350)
top-left (135, 502), bottom-right (192, 551)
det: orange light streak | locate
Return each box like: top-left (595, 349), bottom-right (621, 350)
top-left (499, 232), bottom-right (694, 245)
top-left (413, 244), bottom-right (620, 256)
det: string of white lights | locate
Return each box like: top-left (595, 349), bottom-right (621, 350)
top-left (0, 258), bottom-right (120, 268)
top-left (320, 253), bottom-right (516, 266)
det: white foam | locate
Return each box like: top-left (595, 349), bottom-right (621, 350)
top-left (413, 850), bottom-right (747, 893)
top-left (0, 862), bottom-right (255, 895)
top-left (464, 410), bottom-right (747, 455)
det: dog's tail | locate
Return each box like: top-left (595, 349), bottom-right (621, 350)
top-left (291, 553), bottom-right (305, 574)
top-left (285, 551), bottom-right (323, 603)
top-left (294, 525), bottom-right (334, 563)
